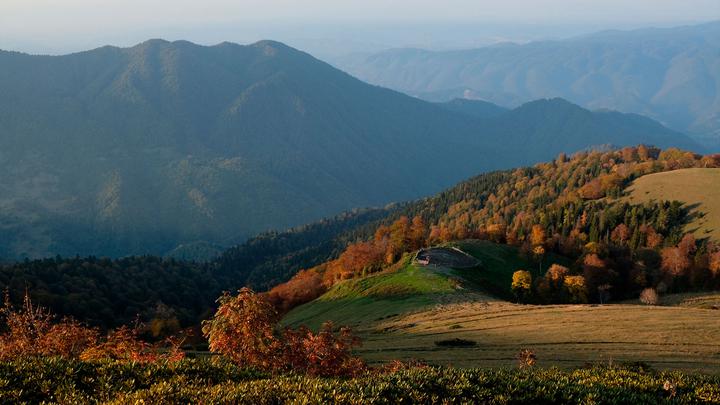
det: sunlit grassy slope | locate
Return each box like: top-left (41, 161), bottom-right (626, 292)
top-left (282, 240), bottom-right (720, 371)
top-left (624, 168), bottom-right (720, 241)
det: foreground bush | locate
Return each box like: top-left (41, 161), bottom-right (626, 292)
top-left (0, 293), bottom-right (184, 364)
top-left (202, 288), bottom-right (364, 376)
top-left (1, 358), bottom-right (719, 404)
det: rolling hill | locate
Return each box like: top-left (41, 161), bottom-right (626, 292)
top-left (0, 39), bottom-right (701, 258)
top-left (624, 168), bottom-right (720, 241)
top-left (339, 21), bottom-right (720, 148)
top-left (282, 240), bottom-right (720, 371)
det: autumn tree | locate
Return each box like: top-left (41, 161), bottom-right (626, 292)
top-left (639, 288), bottom-right (660, 305)
top-left (644, 226), bottom-right (663, 249)
top-left (564, 275), bottom-right (588, 303)
top-left (611, 223), bottom-right (630, 246)
top-left (0, 292), bottom-right (98, 361)
top-left (266, 269), bottom-right (326, 314)
top-left (530, 224), bottom-right (546, 247)
top-left (486, 223), bottom-right (506, 243)
top-left (386, 216), bottom-right (411, 263)
top-left (280, 322), bottom-right (364, 377)
top-left (511, 270), bottom-right (532, 303)
top-left (661, 247), bottom-right (691, 278)
top-left (409, 216), bottom-right (428, 250)
top-left (81, 324), bottom-right (184, 364)
top-left (710, 251), bottom-right (720, 278)
top-left (203, 288), bottom-right (364, 376)
top-left (678, 234), bottom-right (697, 257)
top-left (202, 288), bottom-right (280, 370)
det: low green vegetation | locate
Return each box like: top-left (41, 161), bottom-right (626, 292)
top-left (2, 358), bottom-right (719, 403)
top-left (282, 260), bottom-right (460, 330)
top-left (451, 240), bottom-right (573, 299)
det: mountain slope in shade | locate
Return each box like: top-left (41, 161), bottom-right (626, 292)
top-left (339, 21), bottom-right (720, 148)
top-left (436, 98), bottom-right (509, 119)
top-left (0, 40), bottom-right (702, 258)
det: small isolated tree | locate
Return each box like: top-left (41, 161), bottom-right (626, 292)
top-left (517, 348), bottom-right (537, 369)
top-left (202, 288), bottom-right (279, 370)
top-left (203, 288), bottom-right (365, 376)
top-left (639, 288), bottom-right (660, 306)
top-left (511, 270), bottom-right (532, 303)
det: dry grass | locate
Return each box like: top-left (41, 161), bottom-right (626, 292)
top-left (357, 300), bottom-right (720, 372)
top-left (283, 239), bottom-right (720, 372)
top-left (624, 168), bottom-right (720, 241)
top-left (651, 292), bottom-right (720, 309)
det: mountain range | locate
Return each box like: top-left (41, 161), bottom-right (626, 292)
top-left (0, 39), bottom-right (702, 259)
top-left (338, 21), bottom-right (720, 149)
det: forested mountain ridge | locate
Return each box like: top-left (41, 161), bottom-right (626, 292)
top-left (0, 39), bottom-right (703, 259)
top-left (339, 21), bottom-right (720, 148)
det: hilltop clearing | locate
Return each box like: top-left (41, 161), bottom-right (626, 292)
top-left (624, 168), bottom-right (720, 241)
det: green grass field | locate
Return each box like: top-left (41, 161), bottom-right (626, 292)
top-left (282, 240), bottom-right (720, 372)
top-left (624, 168), bottom-right (720, 241)
top-left (451, 240), bottom-right (573, 299)
top-left (282, 261), bottom-right (463, 330)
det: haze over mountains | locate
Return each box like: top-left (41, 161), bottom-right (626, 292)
top-left (339, 21), bottom-right (720, 149)
top-left (0, 39), bottom-right (702, 259)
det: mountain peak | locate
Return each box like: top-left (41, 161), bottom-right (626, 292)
top-left (514, 98), bottom-right (588, 115)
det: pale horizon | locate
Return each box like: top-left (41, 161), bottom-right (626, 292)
top-left (1, 0), bottom-right (718, 57)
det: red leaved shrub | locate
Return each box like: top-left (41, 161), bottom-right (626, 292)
top-left (203, 287), bottom-right (365, 376)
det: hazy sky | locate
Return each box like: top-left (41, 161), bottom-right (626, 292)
top-left (1, 0), bottom-right (719, 56)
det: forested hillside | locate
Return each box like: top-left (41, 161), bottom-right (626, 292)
top-left (0, 208), bottom-right (389, 330)
top-left (0, 40), bottom-right (702, 259)
top-left (268, 146), bottom-right (720, 312)
top-left (3, 146), bottom-right (716, 330)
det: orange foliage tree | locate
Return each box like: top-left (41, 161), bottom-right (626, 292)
top-left (661, 247), bottom-right (691, 278)
top-left (202, 288), bottom-right (279, 370)
top-left (0, 292), bottom-right (183, 363)
top-left (0, 293), bottom-right (98, 360)
top-left (203, 288), bottom-right (365, 376)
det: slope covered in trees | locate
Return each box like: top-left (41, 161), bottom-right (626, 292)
top-left (1, 146), bottom-right (718, 330)
top-left (268, 146), bottom-right (720, 312)
top-left (339, 21), bottom-right (720, 148)
top-left (0, 39), bottom-right (702, 259)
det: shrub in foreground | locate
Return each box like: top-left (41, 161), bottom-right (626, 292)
top-left (1, 358), bottom-right (719, 404)
top-left (202, 288), bottom-right (364, 376)
top-left (0, 293), bottom-right (184, 364)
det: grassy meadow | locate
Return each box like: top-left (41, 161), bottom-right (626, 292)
top-left (624, 168), bottom-right (720, 241)
top-left (282, 240), bottom-right (720, 372)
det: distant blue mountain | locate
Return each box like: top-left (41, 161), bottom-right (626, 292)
top-left (0, 40), bottom-right (703, 258)
top-left (340, 21), bottom-right (720, 150)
